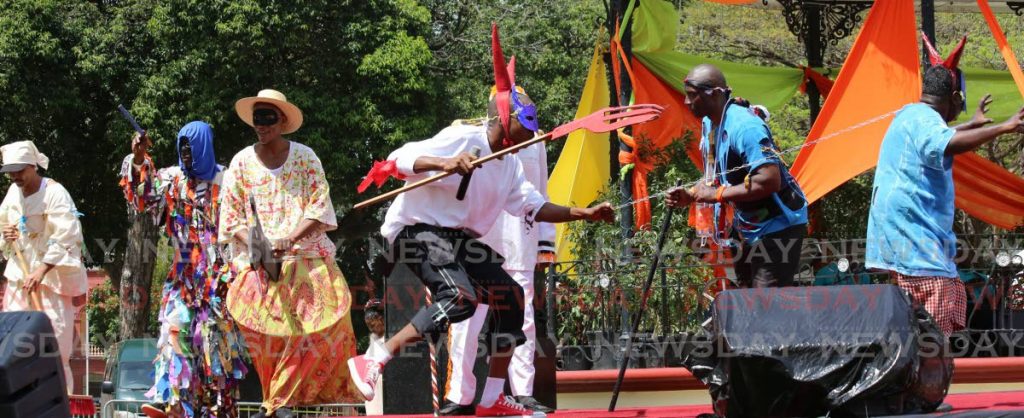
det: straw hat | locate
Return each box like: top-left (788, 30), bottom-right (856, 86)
top-left (235, 89), bottom-right (304, 134)
top-left (0, 141), bottom-right (49, 173)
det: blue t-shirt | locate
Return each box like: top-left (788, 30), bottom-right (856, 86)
top-left (701, 103), bottom-right (808, 242)
top-left (865, 103), bottom-right (957, 278)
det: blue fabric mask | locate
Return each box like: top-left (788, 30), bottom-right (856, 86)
top-left (176, 121), bottom-right (219, 181)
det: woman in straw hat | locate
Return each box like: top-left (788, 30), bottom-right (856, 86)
top-left (0, 140), bottom-right (88, 394)
top-left (118, 121), bottom-right (248, 418)
top-left (219, 89), bottom-right (361, 417)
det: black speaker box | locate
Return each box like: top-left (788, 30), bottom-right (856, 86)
top-left (0, 311), bottom-right (71, 418)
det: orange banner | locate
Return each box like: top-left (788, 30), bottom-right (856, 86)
top-left (953, 153), bottom-right (1024, 229)
top-left (791, 0), bottom-right (921, 204)
top-left (791, 0), bottom-right (1024, 229)
top-left (626, 60), bottom-right (702, 228)
top-left (977, 0), bottom-right (1024, 97)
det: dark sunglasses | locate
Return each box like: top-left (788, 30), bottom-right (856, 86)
top-left (253, 108), bottom-right (280, 126)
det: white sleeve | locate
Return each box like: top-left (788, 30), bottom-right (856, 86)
top-left (41, 185), bottom-right (85, 268)
top-left (0, 186), bottom-right (17, 259)
top-left (389, 128), bottom-right (469, 179)
top-left (503, 157), bottom-right (547, 219)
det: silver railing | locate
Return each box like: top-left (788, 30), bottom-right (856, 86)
top-left (100, 399), bottom-right (362, 417)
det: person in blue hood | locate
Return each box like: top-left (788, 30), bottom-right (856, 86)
top-left (118, 121), bottom-right (248, 418)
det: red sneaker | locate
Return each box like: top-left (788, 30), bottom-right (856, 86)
top-left (475, 395), bottom-right (543, 417)
top-left (140, 403), bottom-right (167, 418)
top-left (347, 355), bottom-right (382, 401)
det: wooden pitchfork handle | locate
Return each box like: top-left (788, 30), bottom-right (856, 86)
top-left (353, 131), bottom-right (554, 210)
top-left (353, 103), bottom-right (664, 210)
top-left (12, 243), bottom-right (43, 311)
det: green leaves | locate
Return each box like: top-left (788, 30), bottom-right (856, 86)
top-left (1, 1), bottom-right (609, 344)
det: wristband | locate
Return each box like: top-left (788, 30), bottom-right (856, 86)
top-left (715, 185), bottom-right (727, 202)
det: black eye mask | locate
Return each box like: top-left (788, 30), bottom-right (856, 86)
top-left (253, 108), bottom-right (280, 126)
top-left (178, 137), bottom-right (193, 171)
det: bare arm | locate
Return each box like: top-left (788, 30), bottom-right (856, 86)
top-left (945, 111), bottom-right (1022, 155)
top-left (412, 152), bottom-right (477, 175)
top-left (129, 132), bottom-right (153, 178)
top-left (534, 202), bottom-right (615, 224)
top-left (270, 218), bottom-right (325, 257)
top-left (952, 94), bottom-right (994, 132)
top-left (287, 218), bottom-right (323, 243)
top-left (712, 164), bottom-right (782, 203)
top-left (675, 164), bottom-right (783, 205)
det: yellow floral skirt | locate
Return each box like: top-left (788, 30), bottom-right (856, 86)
top-left (227, 257), bottom-right (362, 412)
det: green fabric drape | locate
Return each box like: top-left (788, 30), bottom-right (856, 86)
top-left (635, 51), bottom-right (805, 111)
top-left (630, 0), bottom-right (1021, 120)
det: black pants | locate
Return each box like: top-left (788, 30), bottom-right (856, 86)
top-left (392, 224), bottom-right (526, 350)
top-left (733, 224), bottom-right (807, 288)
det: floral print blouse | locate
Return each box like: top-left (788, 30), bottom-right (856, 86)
top-left (218, 142), bottom-right (337, 267)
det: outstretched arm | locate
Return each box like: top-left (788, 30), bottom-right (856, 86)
top-left (690, 164), bottom-right (782, 204)
top-left (952, 94), bottom-right (994, 132)
top-left (946, 106), bottom-right (1024, 155)
top-left (534, 202), bottom-right (615, 224)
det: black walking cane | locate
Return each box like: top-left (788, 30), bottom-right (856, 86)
top-left (608, 179), bottom-right (682, 411)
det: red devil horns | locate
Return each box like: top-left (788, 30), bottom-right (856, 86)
top-left (492, 24), bottom-right (511, 93)
top-left (492, 23), bottom-right (513, 146)
top-left (921, 31), bottom-right (967, 71)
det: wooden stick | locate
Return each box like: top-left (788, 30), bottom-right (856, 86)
top-left (608, 179), bottom-right (682, 412)
top-left (426, 288), bottom-right (440, 417)
top-left (353, 131), bottom-right (554, 210)
top-left (12, 244), bottom-right (43, 311)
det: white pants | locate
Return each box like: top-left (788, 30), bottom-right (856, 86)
top-left (3, 283), bottom-right (76, 393)
top-left (445, 269), bottom-right (536, 405)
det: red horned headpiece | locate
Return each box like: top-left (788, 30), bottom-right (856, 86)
top-left (492, 23), bottom-right (514, 148)
top-left (922, 32), bottom-right (966, 75)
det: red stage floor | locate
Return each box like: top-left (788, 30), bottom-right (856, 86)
top-left (349, 390), bottom-right (1024, 417)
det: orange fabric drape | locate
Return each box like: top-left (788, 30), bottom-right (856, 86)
top-left (977, 0), bottom-right (1024, 97)
top-left (953, 153), bottom-right (1024, 229)
top-left (791, 0), bottom-right (1024, 230)
top-left (959, 0), bottom-right (1024, 229)
top-left (625, 60), bottom-right (702, 229)
top-left (611, 22), bottom-right (623, 100)
top-left (799, 67), bottom-right (835, 99)
top-left (790, 0), bottom-right (921, 204)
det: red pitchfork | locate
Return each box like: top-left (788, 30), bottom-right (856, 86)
top-left (353, 104), bottom-right (664, 210)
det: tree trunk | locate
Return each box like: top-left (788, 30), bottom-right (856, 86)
top-left (118, 212), bottom-right (159, 339)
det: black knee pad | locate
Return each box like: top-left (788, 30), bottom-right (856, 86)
top-left (447, 299), bottom-right (478, 324)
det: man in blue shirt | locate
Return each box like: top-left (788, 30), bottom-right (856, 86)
top-left (668, 64), bottom-right (808, 288)
top-left (866, 36), bottom-right (1024, 336)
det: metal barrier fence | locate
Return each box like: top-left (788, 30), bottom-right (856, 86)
top-left (100, 399), bottom-right (362, 417)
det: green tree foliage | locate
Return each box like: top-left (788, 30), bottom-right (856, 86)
top-left (557, 136), bottom-right (708, 344)
top-left (5, 0), bottom-right (1023, 345)
top-left (2, 0), bottom-right (608, 341)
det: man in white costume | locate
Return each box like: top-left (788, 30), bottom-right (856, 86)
top-left (440, 138), bottom-right (556, 415)
top-left (0, 140), bottom-right (88, 393)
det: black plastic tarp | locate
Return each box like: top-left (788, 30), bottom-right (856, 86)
top-left (683, 284), bottom-right (953, 417)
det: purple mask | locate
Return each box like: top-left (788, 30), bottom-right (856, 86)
top-left (511, 87), bottom-right (538, 132)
